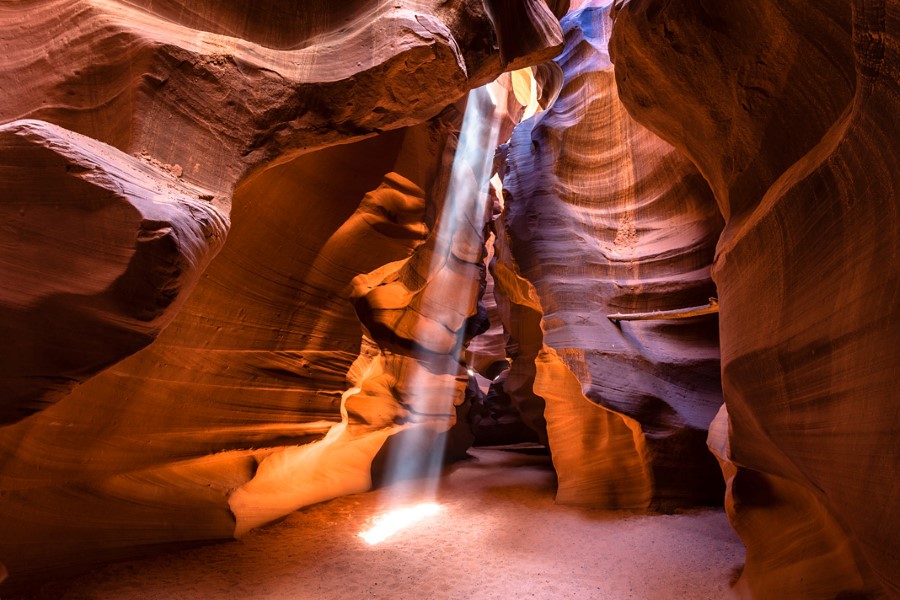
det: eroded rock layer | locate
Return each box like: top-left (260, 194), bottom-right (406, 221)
top-left (0, 0), bottom-right (563, 193)
top-left (495, 4), bottom-right (725, 509)
top-left (0, 1), bottom-right (563, 589)
top-left (0, 120), bottom-right (227, 424)
top-left (0, 0), bottom-right (557, 426)
top-left (612, 0), bottom-right (899, 596)
top-left (0, 119), bottom-right (448, 589)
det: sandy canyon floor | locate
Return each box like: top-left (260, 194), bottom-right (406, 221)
top-left (34, 448), bottom-right (745, 599)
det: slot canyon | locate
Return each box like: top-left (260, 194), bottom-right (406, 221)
top-left (0, 1), bottom-right (897, 598)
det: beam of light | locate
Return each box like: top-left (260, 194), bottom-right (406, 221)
top-left (357, 502), bottom-right (443, 545)
top-left (357, 82), bottom-right (507, 543)
top-left (373, 82), bottom-right (508, 502)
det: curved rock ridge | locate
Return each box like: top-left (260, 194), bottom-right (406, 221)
top-left (484, 0), bottom-right (569, 67)
top-left (0, 0), bottom-right (560, 594)
top-left (0, 122), bottom-right (443, 480)
top-left (227, 77), bottom-right (554, 555)
top-left (230, 83), bottom-right (514, 539)
top-left (494, 4), bottom-right (725, 508)
top-left (1, 99), bottom-right (505, 590)
top-left (466, 220), bottom-right (542, 447)
top-left (0, 112), bottom-right (466, 585)
top-left (612, 0), bottom-right (899, 596)
top-left (0, 119), bottom-right (228, 424)
top-left (0, 0), bottom-right (563, 194)
top-left (0, 0), bottom-right (563, 425)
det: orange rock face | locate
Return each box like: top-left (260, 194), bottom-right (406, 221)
top-left (612, 0), bottom-right (899, 597)
top-left (2, 0), bottom-right (895, 596)
top-left (494, 5), bottom-right (725, 509)
top-left (0, 1), bottom-right (559, 193)
top-left (0, 1), bottom-right (563, 590)
top-left (0, 120), bottom-right (228, 424)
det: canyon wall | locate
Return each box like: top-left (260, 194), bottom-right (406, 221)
top-left (492, 4), bottom-right (726, 510)
top-left (611, 0), bottom-right (899, 597)
top-left (0, 1), bottom-right (562, 590)
top-left (0, 0), bottom-right (560, 424)
top-left (2, 0), bottom-right (895, 596)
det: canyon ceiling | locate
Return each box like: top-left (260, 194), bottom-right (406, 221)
top-left (0, 1), bottom-right (897, 598)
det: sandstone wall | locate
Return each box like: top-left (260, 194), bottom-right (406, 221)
top-left (493, 4), bottom-right (726, 509)
top-left (611, 1), bottom-right (899, 596)
top-left (0, 1), bottom-right (562, 589)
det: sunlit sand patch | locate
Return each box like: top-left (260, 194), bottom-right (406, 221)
top-left (358, 503), bottom-right (443, 545)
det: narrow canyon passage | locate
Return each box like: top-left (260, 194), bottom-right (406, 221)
top-left (1, 1), bottom-right (895, 598)
top-left (38, 448), bottom-right (744, 600)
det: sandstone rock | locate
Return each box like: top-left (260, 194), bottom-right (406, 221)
top-left (0, 1), bottom-right (563, 194)
top-left (0, 3), bottom-right (565, 587)
top-left (466, 221), bottom-right (541, 448)
top-left (0, 121), bottom-right (452, 590)
top-left (0, 0), bottom-right (564, 424)
top-left (470, 370), bottom-right (543, 448)
top-left (466, 229), bottom-right (511, 381)
top-left (484, 0), bottom-right (567, 68)
top-left (230, 80), bottom-right (518, 538)
top-left (495, 4), bottom-right (725, 508)
top-left (0, 120), bottom-right (227, 424)
top-left (0, 451), bottom-right (255, 589)
top-left (0, 123), bottom-right (443, 484)
top-left (612, 0), bottom-right (899, 596)
top-left (488, 213), bottom-right (553, 446)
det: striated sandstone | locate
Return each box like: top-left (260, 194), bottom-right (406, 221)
top-left (494, 4), bottom-right (725, 509)
top-left (0, 1), bottom-right (563, 194)
top-left (7, 0), bottom-right (894, 595)
top-left (612, 0), bottom-right (899, 596)
top-left (0, 120), bottom-right (227, 424)
top-left (0, 2), bottom-right (564, 589)
top-left (0, 120), bottom-right (452, 590)
top-left (0, 0), bottom-right (562, 423)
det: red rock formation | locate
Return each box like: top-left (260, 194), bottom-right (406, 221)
top-left (7, 0), bottom-right (892, 596)
top-left (0, 1), bottom-right (561, 192)
top-left (0, 1), bottom-right (563, 590)
top-left (0, 120), bottom-right (227, 424)
top-left (0, 119), bottom-right (447, 589)
top-left (484, 0), bottom-right (569, 66)
top-left (493, 4), bottom-right (725, 509)
top-left (611, 0), bottom-right (899, 596)
top-left (0, 0), bottom-right (560, 424)
top-left (467, 221), bottom-right (540, 447)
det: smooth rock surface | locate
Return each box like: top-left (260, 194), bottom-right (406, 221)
top-left (0, 2), bottom-right (564, 589)
top-left (0, 0), bottom-right (563, 194)
top-left (494, 4), bottom-right (725, 509)
top-left (0, 119), bottom-right (227, 424)
top-left (612, 0), bottom-right (899, 596)
top-left (0, 123), bottom-right (437, 591)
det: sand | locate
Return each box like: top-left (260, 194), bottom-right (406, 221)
top-left (43, 448), bottom-right (745, 599)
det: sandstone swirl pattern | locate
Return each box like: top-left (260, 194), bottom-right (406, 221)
top-left (0, 1), bottom-right (562, 589)
top-left (612, 0), bottom-right (899, 597)
top-left (494, 4), bottom-right (725, 510)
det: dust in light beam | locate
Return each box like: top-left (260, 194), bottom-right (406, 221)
top-left (358, 78), bottom-right (510, 547)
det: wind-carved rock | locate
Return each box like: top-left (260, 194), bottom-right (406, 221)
top-left (0, 120), bottom-right (228, 424)
top-left (0, 0), bottom-right (562, 424)
top-left (0, 118), bottom-right (456, 590)
top-left (494, 4), bottom-right (725, 509)
top-left (0, 1), bottom-right (564, 590)
top-left (347, 87), bottom-right (506, 469)
top-left (611, 0), bottom-right (899, 597)
top-left (231, 85), bottom-right (507, 536)
top-left (0, 1), bottom-right (563, 193)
